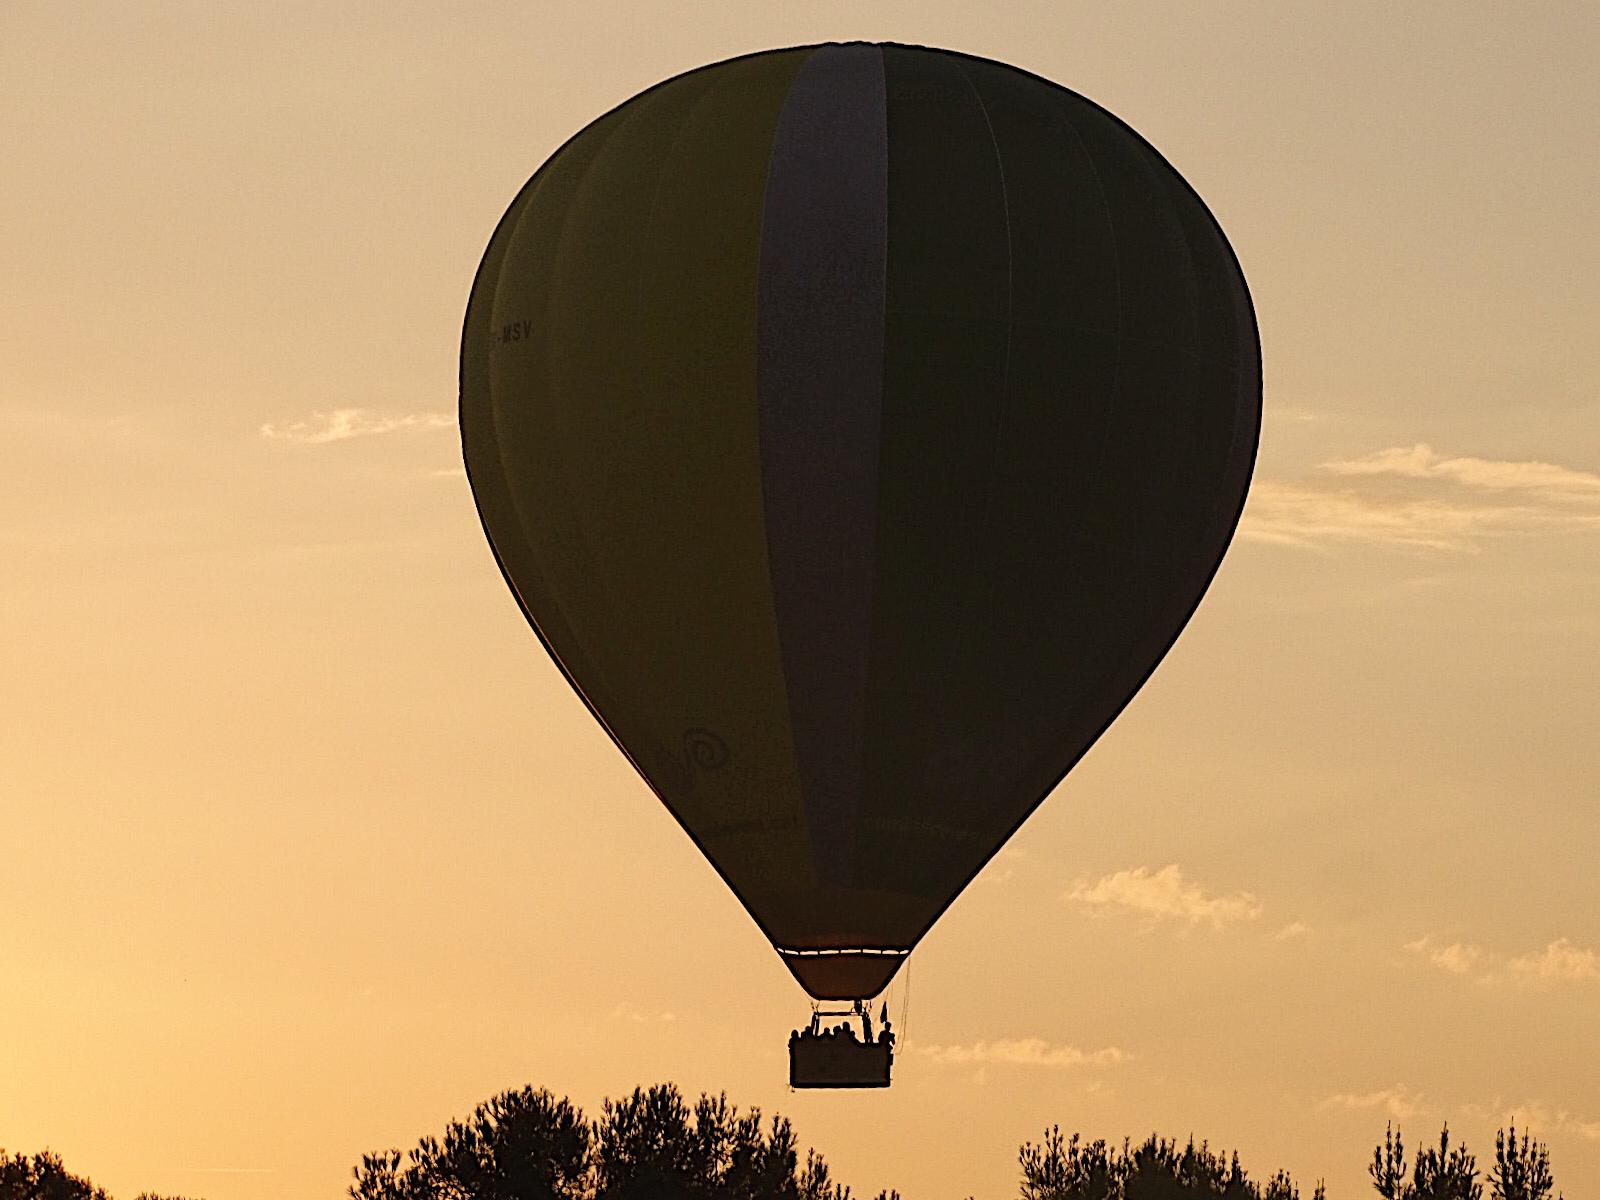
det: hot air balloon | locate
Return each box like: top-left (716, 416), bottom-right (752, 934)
top-left (460, 41), bottom-right (1259, 1087)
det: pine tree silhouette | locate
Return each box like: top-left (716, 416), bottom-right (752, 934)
top-left (1489, 1125), bottom-right (1560, 1200)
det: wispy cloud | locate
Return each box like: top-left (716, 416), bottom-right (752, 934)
top-left (1505, 938), bottom-right (1600, 983)
top-left (1464, 1100), bottom-right (1600, 1143)
top-left (259, 408), bottom-right (456, 444)
top-left (1274, 921), bottom-right (1314, 941)
top-left (1534, 1108), bottom-right (1600, 1142)
top-left (1065, 864), bottom-right (1262, 929)
top-left (1242, 444), bottom-right (1600, 552)
top-left (1404, 936), bottom-right (1485, 975)
top-left (1243, 480), bottom-right (1492, 552)
top-left (1322, 1085), bottom-right (1426, 1121)
top-left (1324, 445), bottom-right (1600, 497)
top-left (915, 1038), bottom-right (1128, 1070)
top-left (1405, 935), bottom-right (1599, 987)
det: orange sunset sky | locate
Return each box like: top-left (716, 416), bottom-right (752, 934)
top-left (3, 3), bottom-right (1598, 1198)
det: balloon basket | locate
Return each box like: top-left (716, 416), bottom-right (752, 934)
top-left (788, 1001), bottom-right (894, 1089)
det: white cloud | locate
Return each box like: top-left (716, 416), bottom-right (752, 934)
top-left (1065, 864), bottom-right (1262, 929)
top-left (1322, 1086), bottom-right (1426, 1121)
top-left (1470, 1100), bottom-right (1600, 1143)
top-left (259, 408), bottom-right (456, 444)
top-left (1241, 444), bottom-right (1600, 552)
top-left (1404, 934), bottom-right (1599, 987)
top-left (1324, 444), bottom-right (1600, 498)
top-left (1405, 936), bottom-right (1484, 975)
top-left (1242, 480), bottom-right (1495, 551)
top-left (1274, 921), bottom-right (1314, 941)
top-left (1505, 938), bottom-right (1600, 983)
top-left (915, 1038), bottom-right (1127, 1070)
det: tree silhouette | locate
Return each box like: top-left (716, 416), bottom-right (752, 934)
top-left (1489, 1125), bottom-right (1559, 1200)
top-left (350, 1081), bottom-right (900, 1200)
top-left (8, 1100), bottom-right (1576, 1200)
top-left (0, 1148), bottom-right (195, 1200)
top-left (1261, 1171), bottom-right (1325, 1200)
top-left (348, 1087), bottom-right (588, 1200)
top-left (1019, 1127), bottom-right (1120, 1200)
top-left (1016, 1128), bottom-right (1319, 1199)
top-left (1125, 1136), bottom-right (1258, 1200)
top-left (1408, 1126), bottom-right (1480, 1200)
top-left (1, 1150), bottom-right (110, 1200)
top-left (1370, 1124), bottom-right (1531, 1200)
top-left (436, 1087), bottom-right (591, 1200)
top-left (592, 1085), bottom-right (709, 1198)
top-left (1371, 1123), bottom-right (1409, 1200)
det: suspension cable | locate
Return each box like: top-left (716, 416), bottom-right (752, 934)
top-left (896, 960), bottom-right (911, 1049)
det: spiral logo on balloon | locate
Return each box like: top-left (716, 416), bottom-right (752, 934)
top-left (683, 727), bottom-right (730, 772)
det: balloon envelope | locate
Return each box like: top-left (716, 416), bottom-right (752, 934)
top-left (461, 42), bottom-right (1260, 1000)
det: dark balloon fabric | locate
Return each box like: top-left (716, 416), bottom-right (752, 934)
top-left (461, 43), bottom-right (1260, 1000)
